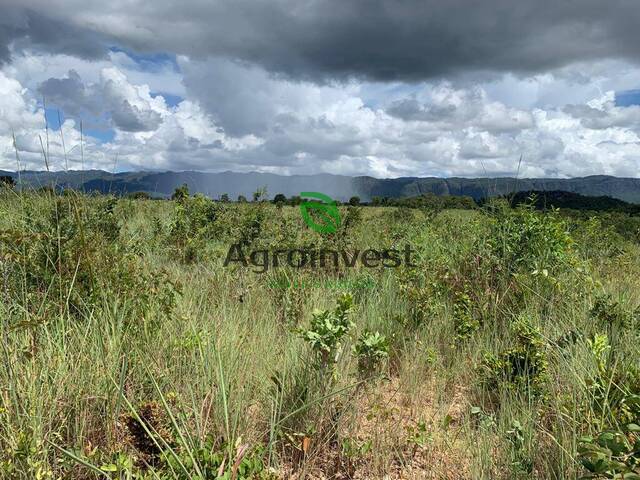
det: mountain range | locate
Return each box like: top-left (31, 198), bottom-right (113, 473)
top-left (4, 170), bottom-right (640, 203)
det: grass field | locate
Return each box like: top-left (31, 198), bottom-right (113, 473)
top-left (1, 187), bottom-right (639, 479)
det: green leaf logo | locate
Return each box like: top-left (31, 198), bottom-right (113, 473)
top-left (300, 192), bottom-right (341, 234)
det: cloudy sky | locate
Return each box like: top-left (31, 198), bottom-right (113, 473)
top-left (1, 0), bottom-right (640, 178)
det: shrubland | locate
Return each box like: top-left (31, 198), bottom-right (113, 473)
top-left (0, 185), bottom-right (639, 479)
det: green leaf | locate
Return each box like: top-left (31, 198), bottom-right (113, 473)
top-left (580, 451), bottom-right (610, 474)
top-left (299, 192), bottom-right (341, 234)
top-left (598, 431), bottom-right (631, 456)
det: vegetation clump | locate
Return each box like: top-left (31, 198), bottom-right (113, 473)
top-left (480, 318), bottom-right (548, 396)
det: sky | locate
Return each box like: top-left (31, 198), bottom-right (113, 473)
top-left (1, 1), bottom-right (640, 178)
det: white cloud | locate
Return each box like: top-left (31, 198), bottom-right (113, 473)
top-left (0, 69), bottom-right (102, 171)
top-left (4, 49), bottom-right (185, 97)
top-left (2, 53), bottom-right (640, 179)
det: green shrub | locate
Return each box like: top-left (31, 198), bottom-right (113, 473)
top-left (578, 334), bottom-right (640, 478)
top-left (578, 414), bottom-right (640, 479)
top-left (453, 290), bottom-right (479, 343)
top-left (353, 330), bottom-right (389, 375)
top-left (300, 293), bottom-right (354, 367)
top-left (486, 199), bottom-right (574, 275)
top-left (170, 193), bottom-right (219, 261)
top-left (585, 333), bottom-right (640, 429)
top-left (161, 437), bottom-right (267, 480)
top-left (171, 183), bottom-right (190, 201)
top-left (591, 294), bottom-right (640, 333)
top-left (480, 317), bottom-right (548, 396)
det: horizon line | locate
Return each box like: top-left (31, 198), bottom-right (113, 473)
top-left (0, 169), bottom-right (633, 182)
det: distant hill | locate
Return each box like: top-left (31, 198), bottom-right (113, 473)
top-left (4, 170), bottom-right (640, 203)
top-left (507, 190), bottom-right (640, 213)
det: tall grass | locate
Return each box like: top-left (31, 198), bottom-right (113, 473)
top-left (0, 186), bottom-right (638, 479)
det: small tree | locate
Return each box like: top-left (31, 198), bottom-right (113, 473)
top-left (237, 195), bottom-right (248, 203)
top-left (253, 187), bottom-right (267, 202)
top-left (349, 196), bottom-right (361, 206)
top-left (273, 193), bottom-right (287, 205)
top-left (172, 183), bottom-right (190, 201)
top-left (219, 193), bottom-right (230, 203)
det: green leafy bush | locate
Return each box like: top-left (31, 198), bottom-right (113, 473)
top-left (300, 293), bottom-right (354, 367)
top-left (160, 437), bottom-right (267, 480)
top-left (480, 318), bottom-right (548, 396)
top-left (170, 193), bottom-right (219, 261)
top-left (578, 413), bottom-right (640, 479)
top-left (486, 199), bottom-right (574, 275)
top-left (591, 295), bottom-right (640, 333)
top-left (353, 330), bottom-right (389, 375)
top-left (453, 290), bottom-right (479, 343)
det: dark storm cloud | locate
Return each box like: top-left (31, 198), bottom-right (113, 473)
top-left (0, 7), bottom-right (108, 64)
top-left (3, 0), bottom-right (640, 81)
top-left (119, 0), bottom-right (640, 82)
top-left (0, 9), bottom-right (22, 62)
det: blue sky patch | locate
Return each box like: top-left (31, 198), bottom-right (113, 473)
top-left (615, 89), bottom-right (640, 107)
top-left (43, 107), bottom-right (63, 131)
top-left (84, 128), bottom-right (116, 143)
top-left (109, 46), bottom-right (180, 73)
top-left (43, 108), bottom-right (115, 143)
top-left (155, 93), bottom-right (183, 108)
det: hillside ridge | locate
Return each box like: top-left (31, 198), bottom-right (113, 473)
top-left (3, 170), bottom-right (640, 203)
